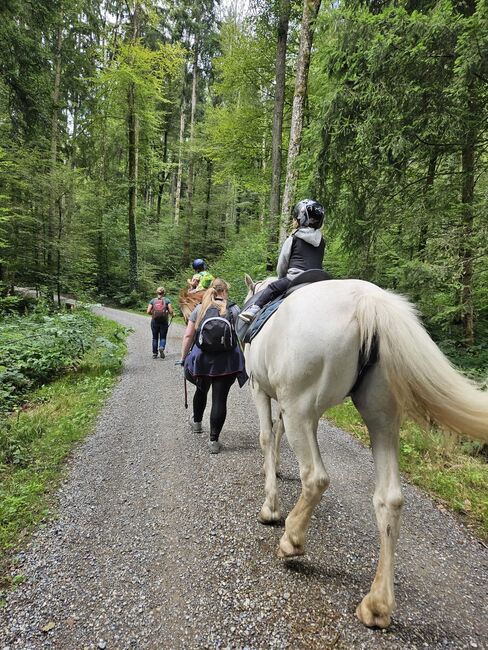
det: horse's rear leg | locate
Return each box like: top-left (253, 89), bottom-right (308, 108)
top-left (273, 410), bottom-right (284, 476)
top-left (352, 368), bottom-right (403, 629)
top-left (253, 387), bottom-right (281, 523)
top-left (278, 412), bottom-right (329, 557)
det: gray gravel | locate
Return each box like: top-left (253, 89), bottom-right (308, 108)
top-left (1, 306), bottom-right (487, 649)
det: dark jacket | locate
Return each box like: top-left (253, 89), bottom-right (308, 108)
top-left (276, 227), bottom-right (325, 279)
top-left (184, 301), bottom-right (247, 386)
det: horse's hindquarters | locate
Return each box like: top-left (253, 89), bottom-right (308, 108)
top-left (246, 287), bottom-right (362, 414)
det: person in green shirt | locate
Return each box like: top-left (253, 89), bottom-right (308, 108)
top-left (191, 258), bottom-right (214, 291)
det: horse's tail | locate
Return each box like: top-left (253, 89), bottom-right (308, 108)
top-left (354, 288), bottom-right (488, 442)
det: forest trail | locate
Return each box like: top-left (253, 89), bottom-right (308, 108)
top-left (2, 306), bottom-right (487, 650)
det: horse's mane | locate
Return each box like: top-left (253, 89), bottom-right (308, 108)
top-left (178, 289), bottom-right (206, 323)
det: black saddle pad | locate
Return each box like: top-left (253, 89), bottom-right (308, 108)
top-left (285, 269), bottom-right (332, 295)
top-left (237, 297), bottom-right (284, 345)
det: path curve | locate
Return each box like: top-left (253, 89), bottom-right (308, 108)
top-left (2, 306), bottom-right (487, 649)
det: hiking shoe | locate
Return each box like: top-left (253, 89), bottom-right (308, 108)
top-left (152, 353), bottom-right (158, 359)
top-left (208, 439), bottom-right (221, 454)
top-left (159, 348), bottom-right (165, 358)
top-left (191, 420), bottom-right (203, 434)
top-left (238, 304), bottom-right (260, 324)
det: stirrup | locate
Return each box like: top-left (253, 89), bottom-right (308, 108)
top-left (239, 304), bottom-right (260, 323)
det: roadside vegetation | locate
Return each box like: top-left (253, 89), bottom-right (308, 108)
top-left (326, 400), bottom-right (488, 541)
top-left (0, 299), bottom-right (127, 590)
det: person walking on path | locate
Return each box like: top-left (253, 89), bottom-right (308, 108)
top-left (147, 286), bottom-right (174, 359)
top-left (179, 278), bottom-right (247, 454)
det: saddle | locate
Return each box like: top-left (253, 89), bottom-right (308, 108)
top-left (237, 269), bottom-right (332, 345)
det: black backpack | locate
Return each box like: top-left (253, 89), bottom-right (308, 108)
top-left (196, 305), bottom-right (236, 353)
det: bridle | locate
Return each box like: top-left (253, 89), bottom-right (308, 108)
top-left (251, 280), bottom-right (266, 296)
top-left (246, 278), bottom-right (274, 303)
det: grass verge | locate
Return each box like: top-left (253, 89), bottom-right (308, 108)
top-left (326, 399), bottom-right (488, 541)
top-left (0, 316), bottom-right (127, 592)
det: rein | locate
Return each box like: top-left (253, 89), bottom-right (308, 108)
top-left (251, 280), bottom-right (266, 296)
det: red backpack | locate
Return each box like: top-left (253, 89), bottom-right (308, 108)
top-left (152, 298), bottom-right (167, 321)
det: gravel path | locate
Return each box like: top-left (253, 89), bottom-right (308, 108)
top-left (2, 306), bottom-right (487, 650)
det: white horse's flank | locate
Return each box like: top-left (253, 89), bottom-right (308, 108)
top-left (243, 275), bottom-right (488, 629)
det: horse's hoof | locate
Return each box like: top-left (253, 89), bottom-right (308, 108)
top-left (277, 535), bottom-right (304, 558)
top-left (356, 594), bottom-right (391, 629)
top-left (258, 504), bottom-right (281, 525)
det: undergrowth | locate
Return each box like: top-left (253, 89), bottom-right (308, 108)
top-left (0, 305), bottom-right (103, 415)
top-left (0, 315), bottom-right (127, 591)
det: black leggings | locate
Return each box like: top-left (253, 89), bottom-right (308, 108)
top-left (193, 375), bottom-right (236, 440)
top-left (254, 277), bottom-right (291, 308)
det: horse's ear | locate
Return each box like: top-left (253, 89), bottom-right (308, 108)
top-left (244, 273), bottom-right (255, 291)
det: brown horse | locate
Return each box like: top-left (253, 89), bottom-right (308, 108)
top-left (178, 289), bottom-right (206, 323)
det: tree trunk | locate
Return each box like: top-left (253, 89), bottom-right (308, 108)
top-left (267, 0), bottom-right (290, 271)
top-left (235, 192), bottom-right (241, 235)
top-left (185, 45), bottom-right (199, 264)
top-left (455, 0), bottom-right (476, 346)
top-left (203, 158), bottom-right (213, 241)
top-left (127, 81), bottom-right (139, 292)
top-left (96, 107), bottom-right (109, 295)
top-left (174, 101), bottom-right (186, 225)
top-left (459, 118), bottom-right (475, 345)
top-left (47, 25), bottom-right (62, 296)
top-left (127, 4), bottom-right (140, 292)
top-left (417, 155), bottom-right (437, 260)
top-left (156, 129), bottom-right (169, 221)
top-left (56, 194), bottom-right (65, 306)
top-left (280, 0), bottom-right (322, 242)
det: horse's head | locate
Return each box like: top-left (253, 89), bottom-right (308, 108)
top-left (243, 274), bottom-right (278, 303)
top-left (244, 274), bottom-right (256, 302)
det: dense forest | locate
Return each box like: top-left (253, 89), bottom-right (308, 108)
top-left (0, 0), bottom-right (487, 367)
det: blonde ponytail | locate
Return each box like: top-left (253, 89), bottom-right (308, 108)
top-left (195, 278), bottom-right (229, 328)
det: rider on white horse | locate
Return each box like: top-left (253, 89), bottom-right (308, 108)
top-left (239, 199), bottom-right (326, 323)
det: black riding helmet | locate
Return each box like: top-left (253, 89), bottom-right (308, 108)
top-left (293, 199), bottom-right (325, 229)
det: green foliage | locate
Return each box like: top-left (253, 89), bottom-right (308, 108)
top-left (0, 315), bottom-right (127, 583)
top-left (0, 291), bottom-right (24, 316)
top-left (0, 0), bottom-right (486, 361)
top-left (301, 0), bottom-right (488, 344)
top-left (97, 40), bottom-right (185, 131)
top-left (201, 18), bottom-right (275, 194)
top-left (0, 307), bottom-right (102, 415)
top-left (210, 223), bottom-right (268, 305)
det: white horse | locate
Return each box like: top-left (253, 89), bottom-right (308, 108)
top-left (243, 275), bottom-right (488, 629)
